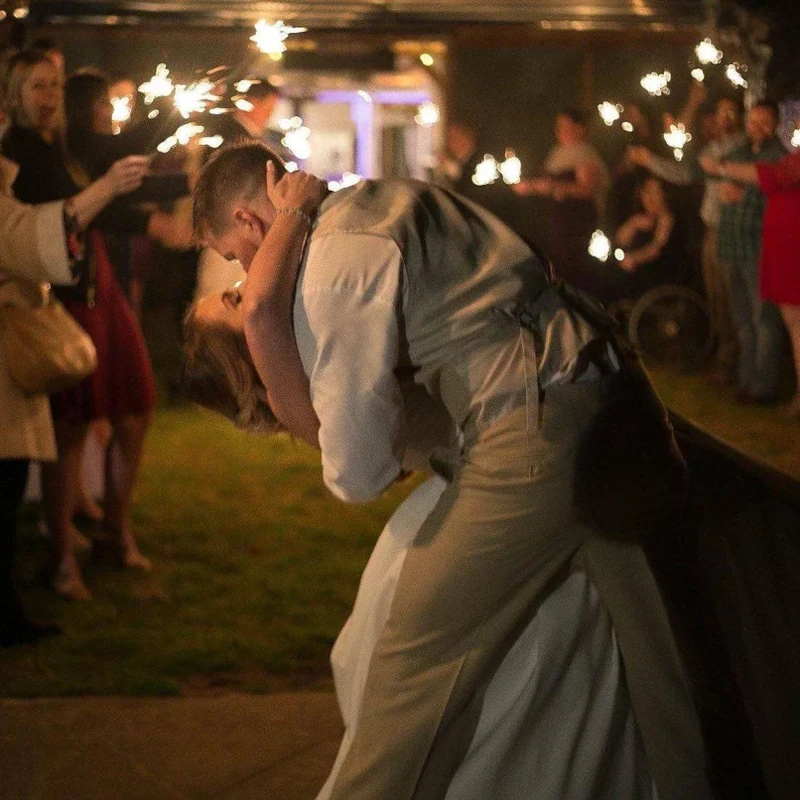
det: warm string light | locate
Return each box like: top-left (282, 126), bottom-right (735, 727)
top-left (792, 128), bottom-right (800, 148)
top-left (695, 38), bottom-right (723, 65)
top-left (621, 121), bottom-right (634, 133)
top-left (597, 101), bottom-right (623, 127)
top-left (250, 19), bottom-right (307, 61)
top-left (691, 68), bottom-right (705, 83)
top-left (640, 71), bottom-right (671, 97)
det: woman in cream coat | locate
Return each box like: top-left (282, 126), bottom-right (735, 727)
top-left (0, 153), bottom-right (147, 647)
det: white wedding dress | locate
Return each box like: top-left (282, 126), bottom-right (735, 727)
top-left (317, 476), bottom-right (658, 799)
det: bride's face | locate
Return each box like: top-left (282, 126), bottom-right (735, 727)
top-left (196, 287), bottom-right (244, 332)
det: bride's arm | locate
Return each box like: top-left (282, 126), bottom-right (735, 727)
top-left (241, 164), bottom-right (328, 448)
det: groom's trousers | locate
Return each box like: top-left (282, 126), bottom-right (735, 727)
top-left (327, 378), bottom-right (711, 800)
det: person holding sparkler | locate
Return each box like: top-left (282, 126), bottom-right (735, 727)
top-left (513, 109), bottom-right (610, 298)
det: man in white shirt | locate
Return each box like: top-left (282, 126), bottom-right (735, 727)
top-left (184, 143), bottom-right (710, 800)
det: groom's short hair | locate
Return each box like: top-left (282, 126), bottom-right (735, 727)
top-left (193, 141), bottom-right (287, 240)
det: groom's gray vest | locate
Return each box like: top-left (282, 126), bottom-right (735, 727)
top-left (312, 180), bottom-right (552, 442)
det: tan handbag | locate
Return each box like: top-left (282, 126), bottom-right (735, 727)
top-left (0, 281), bottom-right (97, 395)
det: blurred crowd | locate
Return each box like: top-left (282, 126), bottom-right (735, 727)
top-left (438, 81), bottom-right (800, 418)
top-left (1, 36), bottom-right (799, 649)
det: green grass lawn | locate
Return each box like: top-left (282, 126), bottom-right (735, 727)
top-left (2, 356), bottom-right (798, 697)
top-left (4, 406), bottom-right (422, 697)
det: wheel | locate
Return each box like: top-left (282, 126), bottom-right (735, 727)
top-left (627, 285), bottom-right (714, 371)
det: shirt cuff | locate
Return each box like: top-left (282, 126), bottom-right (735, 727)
top-left (35, 201), bottom-right (73, 285)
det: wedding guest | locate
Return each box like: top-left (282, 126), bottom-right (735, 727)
top-left (0, 151), bottom-right (148, 643)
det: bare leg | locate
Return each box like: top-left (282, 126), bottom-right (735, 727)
top-left (74, 419), bottom-right (111, 523)
top-left (104, 412), bottom-right (152, 570)
top-left (41, 420), bottom-right (92, 600)
top-left (779, 304), bottom-right (800, 416)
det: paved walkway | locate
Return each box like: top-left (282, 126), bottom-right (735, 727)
top-left (0, 692), bottom-right (343, 799)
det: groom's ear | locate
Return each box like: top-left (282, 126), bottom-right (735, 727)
top-left (233, 207), bottom-right (268, 238)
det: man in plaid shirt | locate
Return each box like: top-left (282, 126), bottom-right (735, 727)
top-left (717, 101), bottom-right (786, 403)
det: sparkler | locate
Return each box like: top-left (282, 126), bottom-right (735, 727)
top-left (663, 123), bottom-right (692, 162)
top-left (640, 71), bottom-right (671, 97)
top-left (279, 116), bottom-right (312, 160)
top-left (156, 122), bottom-right (205, 154)
top-left (472, 154), bottom-right (499, 186)
top-left (588, 230), bottom-right (612, 262)
top-left (250, 19), bottom-right (307, 61)
top-left (199, 135), bottom-right (224, 149)
top-left (598, 101), bottom-right (623, 127)
top-left (691, 68), bottom-right (705, 83)
top-left (725, 63), bottom-right (748, 89)
top-left (110, 95), bottom-right (132, 134)
top-left (499, 149), bottom-right (521, 185)
top-left (139, 63), bottom-right (174, 105)
top-left (233, 98), bottom-right (255, 112)
top-left (173, 79), bottom-right (218, 118)
top-left (328, 172), bottom-right (361, 192)
top-left (414, 101), bottom-right (440, 128)
top-left (234, 79), bottom-right (258, 93)
top-left (695, 38), bottom-right (723, 65)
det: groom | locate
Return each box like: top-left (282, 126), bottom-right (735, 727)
top-left (185, 142), bottom-right (710, 800)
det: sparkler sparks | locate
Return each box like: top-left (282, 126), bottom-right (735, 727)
top-left (472, 154), bottom-right (500, 186)
top-left (279, 116), bottom-right (312, 160)
top-left (414, 101), bottom-right (440, 128)
top-left (695, 38), bottom-right (723, 65)
top-left (499, 149), bottom-right (521, 185)
top-left (139, 64), bottom-right (174, 105)
top-left (199, 135), bottom-right (224, 149)
top-left (725, 63), bottom-right (748, 89)
top-left (328, 172), bottom-right (361, 192)
top-left (640, 71), bottom-right (671, 97)
top-left (250, 19), bottom-right (307, 61)
top-left (110, 95), bottom-right (132, 133)
top-left (664, 123), bottom-right (692, 162)
top-left (173, 79), bottom-right (218, 118)
top-left (588, 230), bottom-right (612, 262)
top-left (156, 122), bottom-right (205, 153)
top-left (597, 101), bottom-right (623, 127)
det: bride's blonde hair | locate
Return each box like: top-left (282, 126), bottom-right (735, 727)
top-left (181, 299), bottom-right (281, 434)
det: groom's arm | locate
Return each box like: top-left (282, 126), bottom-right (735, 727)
top-left (295, 233), bottom-right (406, 503)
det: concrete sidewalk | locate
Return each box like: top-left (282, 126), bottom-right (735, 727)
top-left (0, 692), bottom-right (343, 799)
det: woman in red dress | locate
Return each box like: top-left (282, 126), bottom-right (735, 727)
top-left (705, 147), bottom-right (800, 416)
